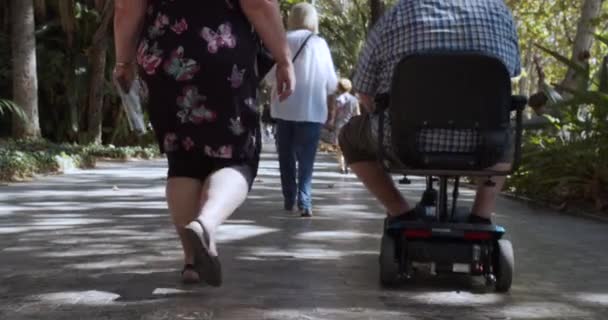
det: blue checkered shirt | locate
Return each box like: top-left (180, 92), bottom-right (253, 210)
top-left (354, 0), bottom-right (521, 95)
top-left (354, 0), bottom-right (522, 155)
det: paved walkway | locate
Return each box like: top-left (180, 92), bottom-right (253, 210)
top-left (1, 146), bottom-right (608, 320)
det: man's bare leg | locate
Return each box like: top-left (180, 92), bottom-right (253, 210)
top-left (472, 163), bottom-right (511, 219)
top-left (350, 161), bottom-right (411, 216)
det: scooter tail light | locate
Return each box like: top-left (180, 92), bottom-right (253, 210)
top-left (404, 229), bottom-right (432, 239)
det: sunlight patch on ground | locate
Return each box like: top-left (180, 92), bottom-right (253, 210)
top-left (0, 227), bottom-right (31, 234)
top-left (243, 246), bottom-right (375, 260)
top-left (67, 259), bottom-right (146, 270)
top-left (216, 224), bottom-right (278, 243)
top-left (294, 230), bottom-right (379, 241)
top-left (30, 218), bottom-right (112, 226)
top-left (499, 302), bottom-right (590, 319)
top-left (67, 254), bottom-right (176, 270)
top-left (119, 213), bottom-right (167, 219)
top-left (37, 248), bottom-right (139, 258)
top-left (91, 201), bottom-right (167, 210)
top-left (266, 308), bottom-right (414, 320)
top-left (0, 206), bottom-right (24, 216)
top-left (2, 246), bottom-right (44, 252)
top-left (572, 292), bottom-right (608, 306)
top-left (410, 291), bottom-right (504, 306)
top-left (33, 290), bottom-right (121, 306)
top-left (152, 288), bottom-right (190, 295)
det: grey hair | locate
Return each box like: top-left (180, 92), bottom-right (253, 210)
top-left (287, 2), bottom-right (319, 33)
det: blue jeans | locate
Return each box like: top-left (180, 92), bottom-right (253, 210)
top-left (276, 120), bottom-right (322, 211)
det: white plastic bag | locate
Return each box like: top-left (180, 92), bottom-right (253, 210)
top-left (114, 78), bottom-right (147, 135)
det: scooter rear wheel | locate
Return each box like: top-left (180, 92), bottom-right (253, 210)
top-left (494, 239), bottom-right (514, 292)
top-left (379, 232), bottom-right (400, 286)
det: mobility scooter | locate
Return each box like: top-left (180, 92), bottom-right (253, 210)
top-left (377, 52), bottom-right (527, 292)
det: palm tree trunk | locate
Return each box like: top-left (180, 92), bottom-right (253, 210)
top-left (10, 0), bottom-right (41, 138)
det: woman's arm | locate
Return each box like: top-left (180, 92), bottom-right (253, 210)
top-left (241, 0), bottom-right (295, 101)
top-left (326, 94), bottom-right (337, 129)
top-left (113, 0), bottom-right (148, 90)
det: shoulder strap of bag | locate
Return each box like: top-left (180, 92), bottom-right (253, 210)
top-left (292, 32), bottom-right (315, 62)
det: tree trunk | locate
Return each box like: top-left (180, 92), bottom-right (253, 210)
top-left (560, 0), bottom-right (604, 91)
top-left (370, 0), bottom-right (385, 29)
top-left (33, 0), bottom-right (46, 24)
top-left (86, 0), bottom-right (114, 144)
top-left (58, 0), bottom-right (76, 49)
top-left (11, 0), bottom-right (40, 139)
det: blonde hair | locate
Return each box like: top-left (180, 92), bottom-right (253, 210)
top-left (338, 78), bottom-right (352, 93)
top-left (287, 2), bottom-right (319, 33)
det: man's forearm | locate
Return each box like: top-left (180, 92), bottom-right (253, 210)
top-left (114, 0), bottom-right (148, 64)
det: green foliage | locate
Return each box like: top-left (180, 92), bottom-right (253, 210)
top-left (0, 99), bottom-right (26, 121)
top-left (507, 136), bottom-right (608, 211)
top-left (509, 33), bottom-right (608, 212)
top-left (317, 0), bottom-right (369, 76)
top-left (0, 139), bottom-right (160, 182)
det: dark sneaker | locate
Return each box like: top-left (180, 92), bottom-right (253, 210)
top-left (301, 208), bottom-right (313, 217)
top-left (468, 214), bottom-right (492, 225)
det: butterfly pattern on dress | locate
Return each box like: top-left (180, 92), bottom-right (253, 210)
top-left (176, 86), bottom-right (217, 124)
top-left (163, 46), bottom-right (200, 81)
top-left (229, 117), bottom-right (245, 136)
top-left (200, 23), bottom-right (237, 54)
top-left (182, 137), bottom-right (195, 151)
top-left (204, 145), bottom-right (233, 159)
top-left (163, 133), bottom-right (179, 152)
top-left (148, 12), bottom-right (170, 39)
top-left (170, 18), bottom-right (188, 35)
top-left (137, 40), bottom-right (164, 75)
top-left (244, 97), bottom-right (256, 111)
top-left (140, 2), bottom-right (259, 160)
top-left (227, 65), bottom-right (246, 88)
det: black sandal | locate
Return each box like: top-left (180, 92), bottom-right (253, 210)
top-left (184, 220), bottom-right (222, 287)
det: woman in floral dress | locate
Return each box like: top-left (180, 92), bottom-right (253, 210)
top-left (114, 0), bottom-right (294, 286)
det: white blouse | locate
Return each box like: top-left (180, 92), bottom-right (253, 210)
top-left (266, 29), bottom-right (338, 124)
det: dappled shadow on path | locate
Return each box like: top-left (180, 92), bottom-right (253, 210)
top-left (1, 147), bottom-right (607, 319)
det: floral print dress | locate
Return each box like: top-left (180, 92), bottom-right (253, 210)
top-left (137, 0), bottom-right (261, 163)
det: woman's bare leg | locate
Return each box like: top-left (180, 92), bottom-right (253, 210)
top-left (166, 177), bottom-right (204, 265)
top-left (195, 167), bottom-right (250, 256)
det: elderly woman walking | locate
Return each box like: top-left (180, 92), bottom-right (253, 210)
top-left (325, 78), bottom-right (360, 174)
top-left (267, 2), bottom-right (338, 217)
top-left (113, 0), bottom-right (294, 286)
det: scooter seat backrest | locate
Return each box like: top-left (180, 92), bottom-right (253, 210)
top-left (389, 52), bottom-right (513, 170)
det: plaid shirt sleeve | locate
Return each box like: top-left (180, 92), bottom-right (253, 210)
top-left (353, 20), bottom-right (384, 95)
top-left (504, 7), bottom-right (522, 77)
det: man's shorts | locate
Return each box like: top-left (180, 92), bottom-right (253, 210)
top-left (338, 114), bottom-right (514, 166)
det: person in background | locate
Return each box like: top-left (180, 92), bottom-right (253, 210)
top-left (325, 78), bottom-right (360, 174)
top-left (266, 2), bottom-right (338, 217)
top-left (113, 0), bottom-right (294, 286)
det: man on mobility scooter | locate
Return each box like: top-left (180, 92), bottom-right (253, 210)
top-left (338, 0), bottom-right (526, 291)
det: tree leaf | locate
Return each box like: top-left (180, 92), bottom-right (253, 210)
top-left (0, 99), bottom-right (27, 121)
